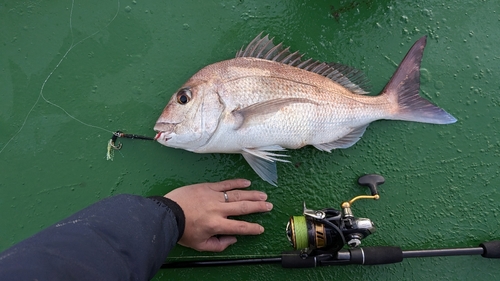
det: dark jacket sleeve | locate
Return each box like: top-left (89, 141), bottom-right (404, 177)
top-left (0, 194), bottom-right (185, 281)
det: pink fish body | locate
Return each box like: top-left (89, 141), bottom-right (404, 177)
top-left (154, 34), bottom-right (456, 185)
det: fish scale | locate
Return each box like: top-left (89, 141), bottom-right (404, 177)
top-left (154, 34), bottom-right (456, 186)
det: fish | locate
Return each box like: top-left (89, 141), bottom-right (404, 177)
top-left (154, 34), bottom-right (456, 186)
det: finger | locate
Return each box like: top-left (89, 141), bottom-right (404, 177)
top-left (223, 190), bottom-right (267, 202)
top-left (215, 220), bottom-right (265, 236)
top-left (196, 236), bottom-right (238, 252)
top-left (209, 179), bottom-right (251, 192)
top-left (222, 201), bottom-right (273, 216)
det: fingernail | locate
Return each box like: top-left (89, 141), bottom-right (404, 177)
top-left (242, 179), bottom-right (251, 187)
top-left (266, 202), bottom-right (273, 210)
top-left (259, 192), bottom-right (267, 200)
top-left (259, 226), bottom-right (265, 233)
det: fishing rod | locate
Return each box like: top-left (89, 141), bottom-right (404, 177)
top-left (161, 242), bottom-right (500, 268)
top-left (161, 174), bottom-right (500, 269)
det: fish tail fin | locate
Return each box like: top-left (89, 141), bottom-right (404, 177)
top-left (382, 36), bottom-right (457, 124)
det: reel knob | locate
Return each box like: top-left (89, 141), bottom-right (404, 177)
top-left (358, 174), bottom-right (385, 196)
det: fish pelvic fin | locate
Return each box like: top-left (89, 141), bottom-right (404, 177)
top-left (383, 36), bottom-right (457, 125)
top-left (241, 146), bottom-right (290, 186)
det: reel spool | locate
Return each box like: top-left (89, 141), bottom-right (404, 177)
top-left (286, 174), bottom-right (385, 251)
top-left (286, 206), bottom-right (347, 251)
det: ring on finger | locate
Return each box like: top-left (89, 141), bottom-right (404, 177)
top-left (223, 191), bottom-right (229, 202)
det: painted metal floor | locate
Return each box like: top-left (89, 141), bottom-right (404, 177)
top-left (1, 0), bottom-right (499, 280)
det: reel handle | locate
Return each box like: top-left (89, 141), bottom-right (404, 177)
top-left (358, 174), bottom-right (385, 196)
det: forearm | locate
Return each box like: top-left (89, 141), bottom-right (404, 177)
top-left (0, 194), bottom-right (183, 281)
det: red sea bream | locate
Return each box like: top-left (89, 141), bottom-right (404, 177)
top-left (154, 34), bottom-right (456, 185)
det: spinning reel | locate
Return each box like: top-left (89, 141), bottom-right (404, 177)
top-left (286, 174), bottom-right (383, 252)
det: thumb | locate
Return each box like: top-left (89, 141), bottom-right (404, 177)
top-left (200, 236), bottom-right (237, 252)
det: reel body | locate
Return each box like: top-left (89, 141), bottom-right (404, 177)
top-left (286, 204), bottom-right (375, 251)
top-left (286, 174), bottom-right (384, 251)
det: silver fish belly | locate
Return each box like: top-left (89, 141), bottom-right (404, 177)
top-left (154, 34), bottom-right (456, 186)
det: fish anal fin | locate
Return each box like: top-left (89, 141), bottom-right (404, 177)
top-left (241, 146), bottom-right (290, 186)
top-left (313, 125), bottom-right (369, 152)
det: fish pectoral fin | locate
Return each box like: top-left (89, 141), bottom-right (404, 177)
top-left (241, 146), bottom-right (290, 186)
top-left (233, 98), bottom-right (317, 129)
top-left (313, 124), bottom-right (369, 152)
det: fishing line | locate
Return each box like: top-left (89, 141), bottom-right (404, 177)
top-left (290, 216), bottom-right (308, 250)
top-left (0, 0), bottom-right (121, 155)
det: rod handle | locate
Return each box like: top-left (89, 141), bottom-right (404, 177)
top-left (350, 246), bottom-right (403, 265)
top-left (480, 241), bottom-right (500, 258)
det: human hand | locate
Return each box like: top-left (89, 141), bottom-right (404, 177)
top-left (164, 179), bottom-right (272, 252)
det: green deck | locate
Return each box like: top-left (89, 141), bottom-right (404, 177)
top-left (1, 0), bottom-right (499, 280)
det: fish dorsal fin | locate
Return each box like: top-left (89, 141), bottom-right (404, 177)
top-left (236, 33), bottom-right (370, 95)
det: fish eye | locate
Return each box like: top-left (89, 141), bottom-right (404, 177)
top-left (176, 88), bottom-right (192, 105)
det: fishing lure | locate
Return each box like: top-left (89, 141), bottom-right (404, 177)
top-left (106, 131), bottom-right (154, 161)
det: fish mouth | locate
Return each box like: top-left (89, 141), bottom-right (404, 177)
top-left (154, 131), bottom-right (172, 142)
top-left (154, 132), bottom-right (161, 140)
top-left (153, 122), bottom-right (176, 142)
